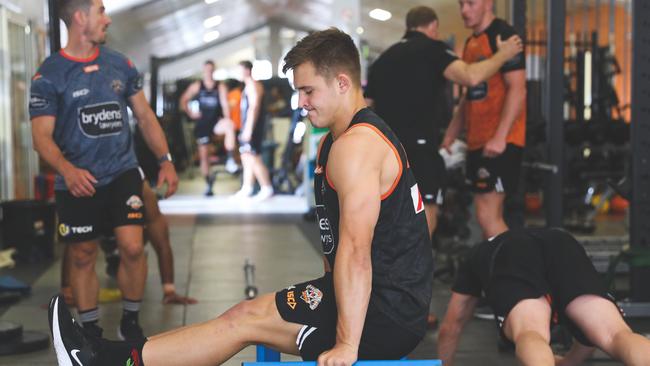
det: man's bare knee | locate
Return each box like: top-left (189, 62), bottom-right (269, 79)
top-left (119, 241), bottom-right (145, 261)
top-left (227, 295), bottom-right (274, 321)
top-left (513, 329), bottom-right (551, 344)
top-left (70, 243), bottom-right (98, 269)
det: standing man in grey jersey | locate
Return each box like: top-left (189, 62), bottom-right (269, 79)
top-left (30, 0), bottom-right (177, 340)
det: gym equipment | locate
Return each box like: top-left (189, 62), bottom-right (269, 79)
top-left (0, 320), bottom-right (48, 356)
top-left (244, 259), bottom-right (258, 300)
top-left (1, 200), bottom-right (55, 262)
top-left (244, 360), bottom-right (441, 366)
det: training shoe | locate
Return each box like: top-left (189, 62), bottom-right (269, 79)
top-left (225, 158), bottom-right (240, 174)
top-left (82, 322), bottom-right (103, 338)
top-left (118, 319), bottom-right (145, 342)
top-left (48, 295), bottom-right (99, 366)
top-left (232, 186), bottom-right (253, 199)
top-left (251, 186), bottom-right (274, 202)
top-left (205, 173), bottom-right (216, 197)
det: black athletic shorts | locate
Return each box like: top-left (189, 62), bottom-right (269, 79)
top-left (239, 117), bottom-right (266, 155)
top-left (466, 144), bottom-right (523, 193)
top-left (194, 119), bottom-right (217, 145)
top-left (275, 273), bottom-right (421, 360)
top-left (402, 139), bottom-right (445, 204)
top-left (490, 229), bottom-right (617, 347)
top-left (55, 168), bottom-right (145, 243)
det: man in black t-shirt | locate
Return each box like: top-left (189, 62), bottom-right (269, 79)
top-left (437, 228), bottom-right (650, 366)
top-left (365, 6), bottom-right (523, 240)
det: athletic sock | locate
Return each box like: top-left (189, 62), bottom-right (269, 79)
top-left (122, 298), bottom-right (141, 323)
top-left (96, 338), bottom-right (146, 366)
top-left (79, 307), bottom-right (99, 327)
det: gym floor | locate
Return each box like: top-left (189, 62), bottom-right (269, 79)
top-left (0, 172), bottom-right (646, 365)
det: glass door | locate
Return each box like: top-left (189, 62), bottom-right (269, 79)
top-left (0, 7), bottom-right (38, 200)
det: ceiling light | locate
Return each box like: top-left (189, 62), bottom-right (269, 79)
top-left (356, 26), bottom-right (364, 35)
top-left (280, 29), bottom-right (296, 38)
top-left (205, 0), bottom-right (218, 4)
top-left (369, 8), bottom-right (391, 21)
top-left (203, 15), bottom-right (222, 28)
top-left (203, 30), bottom-right (220, 43)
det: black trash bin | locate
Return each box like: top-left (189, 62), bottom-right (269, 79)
top-left (1, 200), bottom-right (56, 262)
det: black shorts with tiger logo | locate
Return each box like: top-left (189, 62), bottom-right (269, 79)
top-left (275, 273), bottom-right (421, 361)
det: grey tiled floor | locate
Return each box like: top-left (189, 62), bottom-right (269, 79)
top-left (0, 175), bottom-right (640, 365)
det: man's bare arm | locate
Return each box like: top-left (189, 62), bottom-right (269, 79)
top-left (179, 81), bottom-right (200, 118)
top-left (483, 69), bottom-right (526, 157)
top-left (129, 91), bottom-right (178, 197)
top-left (554, 341), bottom-right (595, 366)
top-left (318, 128), bottom-right (386, 365)
top-left (443, 35), bottom-right (523, 87)
top-left (218, 82), bottom-right (231, 119)
top-left (437, 292), bottom-right (480, 366)
top-left (31, 115), bottom-right (97, 197)
top-left (441, 95), bottom-right (467, 151)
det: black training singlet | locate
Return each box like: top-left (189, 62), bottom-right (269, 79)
top-left (314, 108), bottom-right (433, 337)
top-left (197, 80), bottom-right (222, 124)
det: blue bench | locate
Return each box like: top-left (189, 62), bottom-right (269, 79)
top-left (245, 345), bottom-right (442, 365)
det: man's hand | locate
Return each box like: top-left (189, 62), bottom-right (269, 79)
top-left (189, 111), bottom-right (202, 120)
top-left (240, 129), bottom-right (253, 143)
top-left (496, 34), bottom-right (523, 60)
top-left (163, 291), bottom-right (198, 305)
top-left (317, 343), bottom-right (358, 366)
top-left (157, 161), bottom-right (179, 198)
top-left (482, 135), bottom-right (507, 157)
top-left (62, 164), bottom-right (98, 197)
top-left (440, 134), bottom-right (456, 154)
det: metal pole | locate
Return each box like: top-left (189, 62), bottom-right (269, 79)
top-left (630, 0), bottom-right (650, 301)
top-left (150, 56), bottom-right (160, 112)
top-left (544, 0), bottom-right (566, 228)
top-left (510, 0), bottom-right (526, 41)
top-left (47, 0), bottom-right (60, 52)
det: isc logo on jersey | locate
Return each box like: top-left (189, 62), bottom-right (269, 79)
top-left (78, 102), bottom-right (123, 137)
top-left (411, 184), bottom-right (424, 214)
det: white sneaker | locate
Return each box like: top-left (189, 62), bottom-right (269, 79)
top-left (252, 186), bottom-right (274, 201)
top-left (232, 186), bottom-right (253, 199)
top-left (225, 158), bottom-right (239, 174)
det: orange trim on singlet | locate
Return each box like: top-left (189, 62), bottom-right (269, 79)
top-left (316, 132), bottom-right (337, 191)
top-left (342, 123), bottom-right (403, 201)
top-left (325, 168), bottom-right (336, 192)
top-left (316, 132), bottom-right (330, 163)
top-left (60, 47), bottom-right (100, 63)
top-left (544, 294), bottom-right (559, 325)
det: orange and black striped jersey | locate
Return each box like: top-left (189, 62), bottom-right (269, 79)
top-left (462, 18), bottom-right (526, 150)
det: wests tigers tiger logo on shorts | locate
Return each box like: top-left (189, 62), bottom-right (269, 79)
top-left (300, 284), bottom-right (323, 310)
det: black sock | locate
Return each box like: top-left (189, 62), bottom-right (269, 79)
top-left (97, 338), bottom-right (146, 366)
top-left (122, 298), bottom-right (141, 324)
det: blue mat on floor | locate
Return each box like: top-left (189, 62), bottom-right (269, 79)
top-left (0, 276), bottom-right (30, 294)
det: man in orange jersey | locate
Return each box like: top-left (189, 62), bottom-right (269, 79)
top-left (442, 0), bottom-right (526, 240)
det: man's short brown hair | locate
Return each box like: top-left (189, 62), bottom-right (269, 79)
top-left (282, 28), bottom-right (361, 87)
top-left (406, 6), bottom-right (438, 30)
top-left (239, 60), bottom-right (253, 71)
top-left (57, 0), bottom-right (92, 27)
